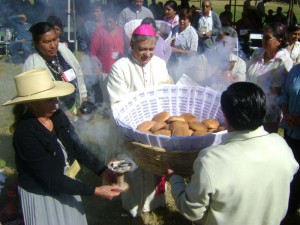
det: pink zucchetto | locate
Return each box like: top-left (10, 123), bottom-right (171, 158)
top-left (132, 24), bottom-right (156, 37)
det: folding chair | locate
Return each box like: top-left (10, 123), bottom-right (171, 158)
top-left (248, 33), bottom-right (262, 57)
top-left (0, 30), bottom-right (9, 58)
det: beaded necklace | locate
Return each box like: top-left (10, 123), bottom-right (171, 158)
top-left (45, 55), bottom-right (62, 75)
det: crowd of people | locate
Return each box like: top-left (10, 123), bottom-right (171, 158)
top-left (1, 0), bottom-right (300, 224)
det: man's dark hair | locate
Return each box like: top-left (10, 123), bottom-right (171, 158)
top-left (221, 82), bottom-right (266, 131)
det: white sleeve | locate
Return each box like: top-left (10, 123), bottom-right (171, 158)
top-left (107, 60), bottom-right (129, 106)
top-left (169, 158), bottom-right (211, 222)
top-left (232, 58), bottom-right (246, 81)
top-left (59, 44), bottom-right (88, 100)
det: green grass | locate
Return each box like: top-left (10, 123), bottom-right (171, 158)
top-left (0, 61), bottom-right (21, 167)
top-left (171, 0), bottom-right (300, 23)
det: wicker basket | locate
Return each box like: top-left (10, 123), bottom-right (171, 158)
top-left (112, 85), bottom-right (225, 151)
top-left (126, 141), bottom-right (200, 177)
top-left (113, 85), bottom-right (226, 176)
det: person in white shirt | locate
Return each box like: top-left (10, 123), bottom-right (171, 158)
top-left (107, 24), bottom-right (173, 217)
top-left (286, 24), bottom-right (300, 65)
top-left (166, 82), bottom-right (299, 225)
top-left (204, 26), bottom-right (246, 92)
top-left (118, 0), bottom-right (154, 27)
top-left (192, 0), bottom-right (222, 53)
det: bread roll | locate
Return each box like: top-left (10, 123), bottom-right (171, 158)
top-left (217, 126), bottom-right (226, 131)
top-left (172, 127), bottom-right (190, 136)
top-left (150, 121), bottom-right (168, 133)
top-left (164, 124), bottom-right (170, 130)
top-left (208, 128), bottom-right (218, 133)
top-left (192, 130), bottom-right (209, 136)
top-left (180, 113), bottom-right (198, 122)
top-left (170, 121), bottom-right (189, 131)
top-left (154, 129), bottom-right (171, 136)
top-left (152, 111), bottom-right (170, 122)
top-left (202, 119), bottom-right (220, 129)
top-left (137, 121), bottom-right (156, 131)
top-left (188, 122), bottom-right (207, 131)
top-left (188, 129), bottom-right (194, 136)
top-left (167, 116), bottom-right (185, 123)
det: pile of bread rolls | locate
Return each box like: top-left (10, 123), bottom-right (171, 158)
top-left (136, 111), bottom-right (225, 137)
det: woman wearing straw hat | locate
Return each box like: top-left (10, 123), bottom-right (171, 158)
top-left (3, 68), bottom-right (124, 225)
top-left (23, 22), bottom-right (89, 117)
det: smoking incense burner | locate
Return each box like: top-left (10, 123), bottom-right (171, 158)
top-left (108, 159), bottom-right (134, 191)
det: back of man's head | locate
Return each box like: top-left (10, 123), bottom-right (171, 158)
top-left (221, 82), bottom-right (266, 131)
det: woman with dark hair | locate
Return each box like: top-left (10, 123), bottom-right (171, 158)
top-left (46, 15), bottom-right (69, 46)
top-left (286, 24), bottom-right (300, 65)
top-left (168, 8), bottom-right (198, 81)
top-left (23, 22), bottom-right (88, 117)
top-left (170, 8), bottom-right (198, 55)
top-left (2, 68), bottom-right (123, 225)
top-left (164, 0), bottom-right (179, 28)
top-left (247, 22), bottom-right (293, 133)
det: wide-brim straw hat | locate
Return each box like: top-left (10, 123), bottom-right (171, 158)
top-left (2, 68), bottom-right (75, 106)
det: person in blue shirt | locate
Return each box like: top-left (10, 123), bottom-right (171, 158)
top-left (278, 64), bottom-right (300, 217)
top-left (7, 13), bottom-right (32, 64)
top-left (77, 2), bottom-right (105, 53)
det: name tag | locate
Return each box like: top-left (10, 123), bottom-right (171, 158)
top-left (65, 160), bottom-right (81, 179)
top-left (61, 68), bottom-right (76, 82)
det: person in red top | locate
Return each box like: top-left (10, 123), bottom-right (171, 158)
top-left (90, 10), bottom-right (125, 105)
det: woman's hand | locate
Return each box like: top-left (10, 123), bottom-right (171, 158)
top-left (94, 185), bottom-right (122, 200)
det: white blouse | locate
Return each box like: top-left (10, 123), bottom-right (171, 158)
top-left (174, 24), bottom-right (198, 52)
top-left (286, 41), bottom-right (300, 64)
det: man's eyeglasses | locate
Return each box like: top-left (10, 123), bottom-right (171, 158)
top-left (262, 34), bottom-right (275, 41)
top-left (202, 5), bottom-right (210, 8)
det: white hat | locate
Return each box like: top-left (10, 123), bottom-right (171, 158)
top-left (2, 68), bottom-right (75, 106)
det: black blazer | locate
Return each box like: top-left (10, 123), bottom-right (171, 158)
top-left (13, 109), bottom-right (106, 196)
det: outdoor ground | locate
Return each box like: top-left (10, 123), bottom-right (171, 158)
top-left (1, 1), bottom-right (300, 224)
